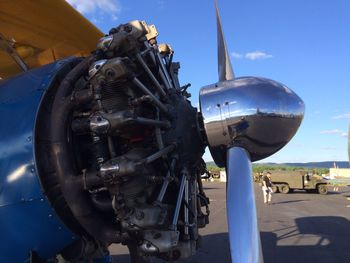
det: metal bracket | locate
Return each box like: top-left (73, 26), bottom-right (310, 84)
top-left (0, 33), bottom-right (29, 72)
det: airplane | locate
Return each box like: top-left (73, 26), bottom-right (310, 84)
top-left (0, 0), bottom-right (304, 262)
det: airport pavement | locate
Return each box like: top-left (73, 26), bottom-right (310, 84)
top-left (110, 181), bottom-right (350, 263)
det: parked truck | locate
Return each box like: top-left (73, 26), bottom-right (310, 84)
top-left (269, 171), bottom-right (329, 195)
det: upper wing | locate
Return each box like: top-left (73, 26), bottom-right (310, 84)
top-left (0, 0), bottom-right (104, 79)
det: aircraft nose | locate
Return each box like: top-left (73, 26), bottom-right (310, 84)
top-left (199, 76), bottom-right (305, 166)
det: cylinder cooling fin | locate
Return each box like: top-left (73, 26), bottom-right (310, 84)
top-left (34, 20), bottom-right (210, 261)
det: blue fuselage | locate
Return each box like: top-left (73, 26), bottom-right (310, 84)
top-left (0, 59), bottom-right (77, 262)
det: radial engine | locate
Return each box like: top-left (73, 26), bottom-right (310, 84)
top-left (34, 20), bottom-right (209, 261)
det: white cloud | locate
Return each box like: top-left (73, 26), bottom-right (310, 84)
top-left (231, 52), bottom-right (243, 59)
top-left (111, 14), bottom-right (118, 21)
top-left (320, 147), bottom-right (337, 151)
top-left (245, 51), bottom-right (272, 60)
top-left (320, 129), bottom-right (343, 135)
top-left (332, 113), bottom-right (350, 120)
top-left (66, 0), bottom-right (121, 20)
top-left (320, 129), bottom-right (348, 138)
top-left (157, 0), bottom-right (165, 9)
top-left (230, 51), bottom-right (273, 60)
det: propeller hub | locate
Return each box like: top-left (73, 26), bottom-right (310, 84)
top-left (199, 76), bottom-right (305, 166)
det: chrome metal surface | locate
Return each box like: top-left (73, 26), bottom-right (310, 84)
top-left (90, 113), bottom-right (110, 133)
top-left (139, 230), bottom-right (179, 254)
top-left (200, 77), bottom-right (305, 166)
top-left (100, 163), bottom-right (120, 178)
top-left (97, 35), bottom-right (113, 51)
top-left (139, 240), bottom-right (158, 254)
top-left (89, 59), bottom-right (107, 78)
top-left (132, 77), bottom-right (168, 113)
top-left (215, 2), bottom-right (234, 81)
top-left (143, 144), bottom-right (175, 164)
top-left (144, 41), bottom-right (172, 91)
top-left (171, 173), bottom-right (186, 229)
top-left (136, 53), bottom-right (166, 97)
top-left (156, 159), bottom-right (176, 202)
top-left (154, 47), bottom-right (174, 89)
top-left (156, 171), bottom-right (171, 202)
top-left (184, 179), bottom-right (189, 236)
top-left (226, 147), bottom-right (263, 263)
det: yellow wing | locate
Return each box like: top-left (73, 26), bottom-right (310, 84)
top-left (0, 0), bottom-right (104, 79)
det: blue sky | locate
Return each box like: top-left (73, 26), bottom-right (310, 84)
top-left (66, 0), bottom-right (350, 163)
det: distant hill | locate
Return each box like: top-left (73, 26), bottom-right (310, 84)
top-left (206, 161), bottom-right (216, 167)
top-left (206, 161), bottom-right (350, 169)
top-left (265, 161), bottom-right (350, 169)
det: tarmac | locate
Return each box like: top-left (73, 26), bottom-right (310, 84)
top-left (110, 181), bottom-right (350, 263)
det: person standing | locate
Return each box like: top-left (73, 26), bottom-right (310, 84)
top-left (262, 172), bottom-right (273, 204)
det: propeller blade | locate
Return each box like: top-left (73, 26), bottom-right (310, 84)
top-left (215, 0), bottom-right (234, 81)
top-left (226, 147), bottom-right (263, 263)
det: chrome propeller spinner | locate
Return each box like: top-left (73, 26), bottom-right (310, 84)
top-left (199, 2), bottom-right (305, 262)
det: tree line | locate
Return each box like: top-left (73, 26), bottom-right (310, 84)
top-left (207, 164), bottom-right (329, 175)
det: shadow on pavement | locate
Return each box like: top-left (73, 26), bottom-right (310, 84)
top-left (112, 233), bottom-right (231, 263)
top-left (112, 216), bottom-right (350, 263)
top-left (261, 216), bottom-right (350, 263)
top-left (323, 192), bottom-right (342, 195)
top-left (272, 200), bottom-right (309, 205)
top-left (202, 187), bottom-right (222, 190)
